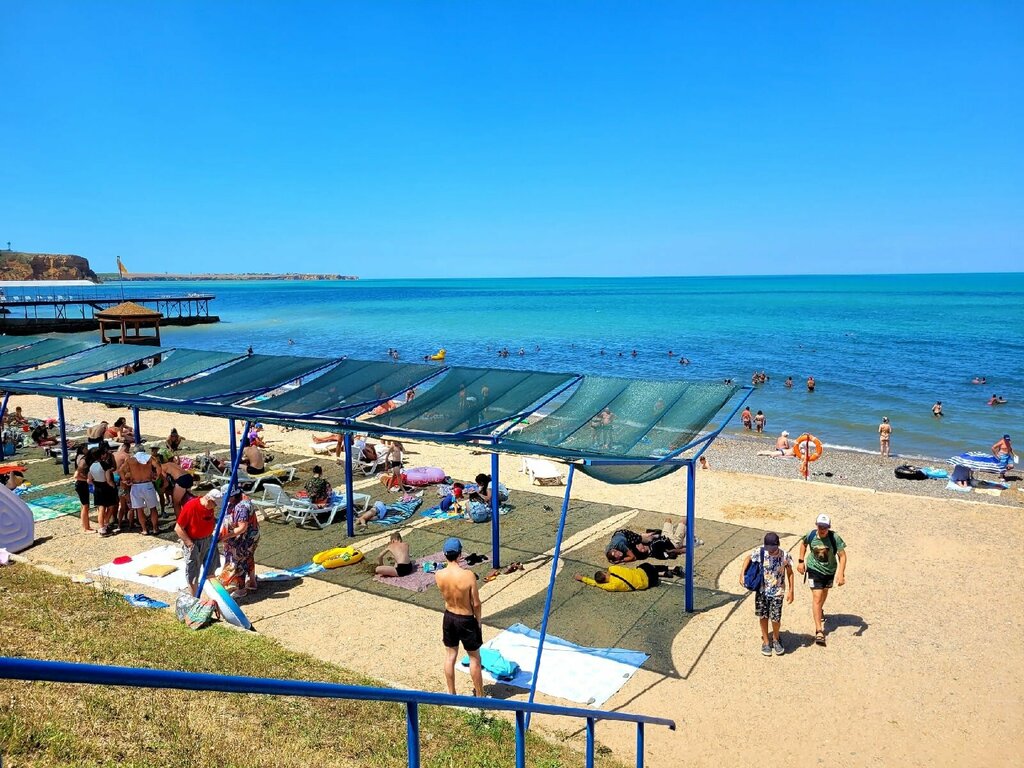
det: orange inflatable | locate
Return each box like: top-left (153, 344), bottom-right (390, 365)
top-left (793, 434), bottom-right (823, 462)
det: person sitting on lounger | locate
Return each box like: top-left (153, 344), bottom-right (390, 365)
top-left (166, 428), bottom-right (184, 453)
top-left (242, 443), bottom-right (266, 475)
top-left (111, 417), bottom-right (134, 442)
top-left (304, 465), bottom-right (332, 507)
top-left (375, 531), bottom-right (414, 577)
top-left (574, 562), bottom-right (677, 591)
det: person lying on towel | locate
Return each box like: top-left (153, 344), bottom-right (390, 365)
top-left (574, 563), bottom-right (679, 591)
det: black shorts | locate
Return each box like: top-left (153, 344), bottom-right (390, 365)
top-left (638, 562), bottom-right (661, 587)
top-left (442, 610), bottom-right (483, 651)
top-left (75, 480), bottom-right (90, 506)
top-left (396, 562), bottom-right (413, 577)
top-left (807, 569), bottom-right (835, 590)
top-left (93, 483), bottom-right (116, 507)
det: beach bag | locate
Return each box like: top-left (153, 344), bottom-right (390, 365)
top-left (894, 464), bottom-right (927, 480)
top-left (175, 591), bottom-right (198, 622)
top-left (743, 547), bottom-right (765, 591)
top-left (184, 596), bottom-right (219, 630)
top-left (467, 501), bottom-right (491, 523)
top-left (497, 482), bottom-right (509, 502)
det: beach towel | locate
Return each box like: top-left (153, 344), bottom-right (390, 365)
top-left (372, 549), bottom-right (466, 592)
top-left (948, 452), bottom-right (1015, 474)
top-left (123, 593), bottom-right (170, 609)
top-left (456, 623), bottom-right (648, 706)
top-left (91, 544), bottom-right (197, 594)
top-left (26, 493), bottom-right (80, 522)
top-left (369, 496), bottom-right (423, 526)
top-left (420, 505), bottom-right (462, 520)
top-left (259, 562), bottom-right (326, 581)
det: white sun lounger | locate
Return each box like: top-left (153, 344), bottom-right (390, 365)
top-left (521, 457), bottom-right (566, 486)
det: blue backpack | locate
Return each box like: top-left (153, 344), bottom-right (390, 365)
top-left (743, 547), bottom-right (765, 591)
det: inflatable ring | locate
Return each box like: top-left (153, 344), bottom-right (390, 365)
top-left (793, 434), bottom-right (823, 462)
top-left (312, 546), bottom-right (364, 569)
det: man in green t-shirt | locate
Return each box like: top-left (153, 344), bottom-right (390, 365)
top-left (796, 513), bottom-right (847, 647)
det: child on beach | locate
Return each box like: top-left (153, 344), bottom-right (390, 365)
top-left (740, 532), bottom-right (794, 656)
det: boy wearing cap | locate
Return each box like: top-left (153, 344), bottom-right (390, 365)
top-left (175, 488), bottom-right (223, 596)
top-left (435, 537), bottom-right (484, 697)
top-left (796, 514), bottom-right (848, 647)
top-left (739, 532), bottom-right (794, 656)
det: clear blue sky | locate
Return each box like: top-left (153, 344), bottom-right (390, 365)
top-left (2, 2), bottom-right (1021, 278)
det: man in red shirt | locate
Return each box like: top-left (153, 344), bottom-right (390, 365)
top-left (174, 488), bottom-right (223, 596)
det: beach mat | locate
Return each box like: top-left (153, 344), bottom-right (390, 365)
top-left (26, 493), bottom-right (80, 523)
top-left (90, 544), bottom-right (203, 594)
top-left (457, 623), bottom-right (648, 706)
top-left (372, 550), bottom-right (468, 593)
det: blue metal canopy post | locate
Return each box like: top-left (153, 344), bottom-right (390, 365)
top-left (0, 393), bottom-right (9, 459)
top-left (196, 420), bottom-right (252, 598)
top-left (490, 449), bottom-right (501, 567)
top-left (344, 432), bottom-right (354, 537)
top-left (132, 407), bottom-right (141, 444)
top-left (684, 459), bottom-right (696, 612)
top-left (228, 418), bottom-right (238, 466)
top-left (56, 397), bottom-right (69, 475)
top-left (525, 463), bottom-right (575, 729)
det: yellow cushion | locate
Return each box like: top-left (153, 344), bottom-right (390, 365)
top-left (138, 564), bottom-right (177, 578)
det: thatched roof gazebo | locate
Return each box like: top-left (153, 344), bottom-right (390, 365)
top-left (95, 301), bottom-right (162, 346)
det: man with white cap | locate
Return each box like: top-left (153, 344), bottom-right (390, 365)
top-left (435, 537), bottom-right (484, 697)
top-left (174, 488), bottom-right (223, 596)
top-left (774, 431), bottom-right (794, 456)
top-left (126, 444), bottom-right (160, 535)
top-left (796, 513), bottom-right (848, 647)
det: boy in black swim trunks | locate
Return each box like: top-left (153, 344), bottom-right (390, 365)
top-left (375, 531), bottom-right (414, 578)
top-left (435, 537), bottom-right (484, 696)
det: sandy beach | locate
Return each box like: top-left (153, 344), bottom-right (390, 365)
top-left (5, 393), bottom-right (1023, 767)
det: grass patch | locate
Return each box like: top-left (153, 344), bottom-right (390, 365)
top-left (0, 565), bottom-right (624, 768)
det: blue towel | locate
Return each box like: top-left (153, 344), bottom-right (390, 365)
top-left (260, 562), bottom-right (325, 580)
top-left (370, 497), bottom-right (424, 526)
top-left (461, 647), bottom-right (520, 681)
top-left (124, 593), bottom-right (170, 609)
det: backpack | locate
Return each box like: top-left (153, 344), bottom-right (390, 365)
top-left (743, 547), bottom-right (765, 591)
top-left (805, 530), bottom-right (839, 559)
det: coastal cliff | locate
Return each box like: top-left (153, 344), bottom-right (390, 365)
top-left (0, 251), bottom-right (99, 282)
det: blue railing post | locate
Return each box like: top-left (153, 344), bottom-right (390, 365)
top-left (196, 420), bottom-right (252, 598)
top-left (526, 463), bottom-right (575, 729)
top-left (0, 392), bottom-right (9, 459)
top-left (132, 407), bottom-right (141, 444)
top-left (636, 722), bottom-right (645, 768)
top-left (406, 701), bottom-right (420, 768)
top-left (586, 717), bottom-right (596, 768)
top-left (515, 710), bottom-right (526, 768)
top-left (685, 459), bottom-right (696, 613)
top-left (56, 396), bottom-right (69, 475)
top-left (228, 418), bottom-right (238, 466)
top-left (490, 448), bottom-right (501, 567)
top-left (344, 432), bottom-right (354, 537)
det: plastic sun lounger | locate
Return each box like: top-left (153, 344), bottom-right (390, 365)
top-left (521, 457), bottom-right (566, 486)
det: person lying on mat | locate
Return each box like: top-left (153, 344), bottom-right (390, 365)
top-left (355, 500), bottom-right (390, 529)
top-left (574, 562), bottom-right (678, 591)
top-left (605, 528), bottom-right (653, 563)
top-left (375, 531), bottom-right (413, 578)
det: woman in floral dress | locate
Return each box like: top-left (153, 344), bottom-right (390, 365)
top-left (218, 486), bottom-right (260, 596)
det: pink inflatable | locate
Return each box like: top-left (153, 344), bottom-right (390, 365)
top-left (402, 466), bottom-right (446, 486)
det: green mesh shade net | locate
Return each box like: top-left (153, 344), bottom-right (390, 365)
top-left (76, 349), bottom-right (246, 394)
top-left (0, 339), bottom-right (99, 375)
top-left (252, 360), bottom-right (438, 418)
top-left (0, 345), bottom-right (171, 395)
top-left (0, 335), bottom-right (47, 353)
top-left (366, 366), bottom-right (577, 436)
top-left (499, 377), bottom-right (741, 484)
top-left (145, 354), bottom-right (335, 409)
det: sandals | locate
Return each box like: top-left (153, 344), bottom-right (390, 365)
top-left (484, 569), bottom-right (500, 582)
top-left (814, 630), bottom-right (827, 647)
top-left (502, 562), bottom-right (523, 574)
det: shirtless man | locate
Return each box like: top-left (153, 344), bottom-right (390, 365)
top-left (242, 442), bottom-right (266, 474)
top-left (992, 434), bottom-right (1014, 479)
top-left (741, 407), bottom-right (753, 430)
top-left (126, 445), bottom-right (160, 534)
top-left (375, 531), bottom-right (413, 577)
top-left (807, 376), bottom-right (816, 393)
top-left (86, 421), bottom-right (109, 445)
top-left (113, 440), bottom-right (133, 530)
top-left (435, 537), bottom-right (484, 697)
top-left (932, 401), bottom-right (943, 417)
top-left (775, 431), bottom-right (795, 456)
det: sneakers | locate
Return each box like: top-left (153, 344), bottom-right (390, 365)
top-left (772, 640), bottom-right (785, 655)
top-left (761, 643), bottom-right (772, 657)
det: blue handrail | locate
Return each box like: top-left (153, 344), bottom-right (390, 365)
top-left (0, 657), bottom-right (674, 767)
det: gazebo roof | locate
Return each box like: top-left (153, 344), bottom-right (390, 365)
top-left (95, 301), bottom-right (162, 319)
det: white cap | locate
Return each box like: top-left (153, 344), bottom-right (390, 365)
top-left (781, 430), bottom-right (789, 437)
top-left (815, 513), bottom-right (831, 528)
top-left (202, 488), bottom-right (223, 504)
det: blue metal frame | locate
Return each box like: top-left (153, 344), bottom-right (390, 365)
top-left (490, 449), bottom-right (501, 566)
top-left (132, 407), bottom-right (141, 445)
top-left (0, 392), bottom-right (9, 459)
top-left (0, 656), bottom-right (675, 768)
top-left (343, 431), bottom-right (355, 537)
top-left (56, 397), bottom-right (69, 475)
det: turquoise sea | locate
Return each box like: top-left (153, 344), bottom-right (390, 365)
top-left (86, 274), bottom-right (1024, 460)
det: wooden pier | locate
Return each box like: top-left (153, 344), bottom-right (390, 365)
top-left (0, 291), bottom-right (219, 334)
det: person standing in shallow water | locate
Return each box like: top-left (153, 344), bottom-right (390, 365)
top-left (932, 401), bottom-right (943, 417)
top-left (878, 417), bottom-right (892, 457)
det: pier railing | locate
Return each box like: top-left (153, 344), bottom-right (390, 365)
top-left (0, 657), bottom-right (675, 768)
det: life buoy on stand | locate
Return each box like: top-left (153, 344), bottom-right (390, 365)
top-left (793, 433), bottom-right (823, 480)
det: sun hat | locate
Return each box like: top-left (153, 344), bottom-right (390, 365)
top-left (763, 532), bottom-right (780, 547)
top-left (220, 483), bottom-right (243, 497)
top-left (781, 430), bottom-right (789, 437)
top-left (815, 513), bottom-right (831, 528)
top-left (202, 488), bottom-right (224, 504)
top-left (443, 537), bottom-right (463, 556)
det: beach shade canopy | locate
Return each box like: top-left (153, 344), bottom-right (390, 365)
top-left (143, 353), bottom-right (336, 408)
top-left (0, 335), bottom-right (48, 354)
top-left (365, 366), bottom-right (578, 437)
top-left (499, 377), bottom-right (741, 483)
top-left (74, 348), bottom-right (247, 395)
top-left (0, 339), bottom-right (99, 375)
top-left (0, 344), bottom-right (172, 395)
top-left (251, 359), bottom-right (439, 419)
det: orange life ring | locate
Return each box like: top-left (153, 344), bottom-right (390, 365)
top-left (793, 434), bottom-right (823, 462)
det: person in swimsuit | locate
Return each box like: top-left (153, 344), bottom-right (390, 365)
top-left (932, 401), bottom-right (943, 417)
top-left (375, 531), bottom-right (413, 578)
top-left (807, 376), bottom-right (816, 392)
top-left (242, 443), bottom-right (265, 474)
top-left (741, 407), bottom-right (753, 430)
top-left (127, 446), bottom-right (160, 535)
top-left (754, 410), bottom-right (766, 433)
top-left (435, 537), bottom-right (484, 697)
top-left (878, 417), bottom-right (892, 457)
